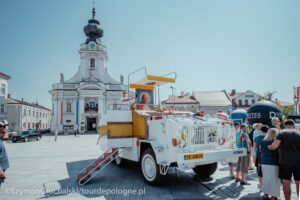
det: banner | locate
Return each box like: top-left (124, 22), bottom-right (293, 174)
top-left (297, 87), bottom-right (300, 115)
top-left (136, 89), bottom-right (154, 110)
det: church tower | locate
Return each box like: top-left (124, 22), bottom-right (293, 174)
top-left (50, 7), bottom-right (125, 133)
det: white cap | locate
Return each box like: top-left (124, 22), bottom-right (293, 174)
top-left (3, 120), bottom-right (8, 126)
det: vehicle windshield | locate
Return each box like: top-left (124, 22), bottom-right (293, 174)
top-left (22, 131), bottom-right (29, 135)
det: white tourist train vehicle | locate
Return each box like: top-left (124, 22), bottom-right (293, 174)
top-left (77, 72), bottom-right (247, 185)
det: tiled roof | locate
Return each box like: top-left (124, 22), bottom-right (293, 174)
top-left (275, 100), bottom-right (293, 107)
top-left (162, 95), bottom-right (198, 104)
top-left (193, 91), bottom-right (232, 107)
top-left (230, 92), bottom-right (244, 99)
top-left (7, 98), bottom-right (51, 111)
top-left (230, 90), bottom-right (262, 100)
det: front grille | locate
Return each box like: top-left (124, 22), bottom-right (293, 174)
top-left (191, 126), bottom-right (205, 145)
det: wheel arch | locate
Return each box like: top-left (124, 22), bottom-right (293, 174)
top-left (139, 142), bottom-right (153, 160)
top-left (139, 140), bottom-right (166, 164)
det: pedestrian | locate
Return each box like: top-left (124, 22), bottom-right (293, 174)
top-left (249, 124), bottom-right (256, 170)
top-left (251, 123), bottom-right (263, 166)
top-left (269, 119), bottom-right (300, 200)
top-left (249, 124), bottom-right (255, 150)
top-left (0, 121), bottom-right (9, 187)
top-left (54, 129), bottom-right (58, 142)
top-left (244, 125), bottom-right (255, 170)
top-left (235, 124), bottom-right (252, 185)
top-left (228, 122), bottom-right (240, 178)
top-left (76, 129), bottom-right (79, 137)
top-left (253, 123), bottom-right (263, 142)
top-left (271, 117), bottom-right (281, 130)
top-left (253, 125), bottom-right (269, 191)
top-left (261, 128), bottom-right (280, 200)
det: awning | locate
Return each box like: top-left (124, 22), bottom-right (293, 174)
top-left (130, 74), bottom-right (176, 90)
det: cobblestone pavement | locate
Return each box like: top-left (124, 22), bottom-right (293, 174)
top-left (0, 135), bottom-right (297, 200)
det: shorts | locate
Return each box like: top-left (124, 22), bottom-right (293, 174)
top-left (279, 164), bottom-right (300, 181)
top-left (236, 155), bottom-right (249, 174)
top-left (255, 158), bottom-right (262, 177)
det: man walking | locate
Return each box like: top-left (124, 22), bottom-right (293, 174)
top-left (269, 119), bottom-right (300, 200)
top-left (0, 121), bottom-right (9, 187)
top-left (54, 129), bottom-right (58, 142)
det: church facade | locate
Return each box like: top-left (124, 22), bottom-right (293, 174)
top-left (49, 8), bottom-right (125, 133)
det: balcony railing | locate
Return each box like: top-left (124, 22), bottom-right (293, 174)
top-left (84, 106), bottom-right (98, 112)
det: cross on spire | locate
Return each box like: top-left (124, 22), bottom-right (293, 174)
top-left (92, 1), bottom-right (96, 19)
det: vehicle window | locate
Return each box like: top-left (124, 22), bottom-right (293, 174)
top-left (22, 131), bottom-right (29, 135)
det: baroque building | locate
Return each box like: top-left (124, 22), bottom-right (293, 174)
top-left (49, 8), bottom-right (125, 133)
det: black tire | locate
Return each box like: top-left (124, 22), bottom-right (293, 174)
top-left (140, 148), bottom-right (163, 186)
top-left (193, 162), bottom-right (218, 178)
top-left (115, 155), bottom-right (128, 168)
top-left (12, 140), bottom-right (16, 143)
top-left (36, 136), bottom-right (40, 141)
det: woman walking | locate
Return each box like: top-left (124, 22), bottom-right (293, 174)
top-left (261, 128), bottom-right (280, 200)
top-left (253, 125), bottom-right (269, 191)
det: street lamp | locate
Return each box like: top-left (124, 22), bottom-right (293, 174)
top-left (170, 86), bottom-right (175, 103)
top-left (294, 94), bottom-right (298, 116)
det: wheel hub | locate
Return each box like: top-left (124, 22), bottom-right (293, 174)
top-left (116, 156), bottom-right (121, 165)
top-left (143, 155), bottom-right (156, 179)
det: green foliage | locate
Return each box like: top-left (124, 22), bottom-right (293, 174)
top-left (281, 106), bottom-right (294, 120)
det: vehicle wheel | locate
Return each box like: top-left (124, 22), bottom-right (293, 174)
top-left (140, 148), bottom-right (163, 185)
top-left (192, 162), bottom-right (218, 178)
top-left (115, 155), bottom-right (128, 168)
top-left (24, 137), bottom-right (29, 142)
top-left (36, 137), bottom-right (40, 141)
top-left (12, 140), bottom-right (16, 143)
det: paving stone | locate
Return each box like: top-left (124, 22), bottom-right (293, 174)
top-left (0, 135), bottom-right (298, 200)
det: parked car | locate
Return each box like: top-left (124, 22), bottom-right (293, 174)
top-left (11, 130), bottom-right (42, 143)
top-left (40, 128), bottom-right (51, 134)
top-left (7, 129), bottom-right (17, 139)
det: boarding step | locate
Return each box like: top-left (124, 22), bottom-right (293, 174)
top-left (77, 148), bottom-right (118, 185)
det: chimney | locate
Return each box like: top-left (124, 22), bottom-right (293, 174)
top-left (7, 93), bottom-right (11, 98)
top-left (231, 89), bottom-right (236, 96)
top-left (180, 91), bottom-right (185, 96)
top-left (21, 98), bottom-right (24, 102)
top-left (186, 92), bottom-right (190, 96)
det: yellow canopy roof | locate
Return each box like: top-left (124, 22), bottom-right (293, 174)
top-left (130, 75), bottom-right (176, 89)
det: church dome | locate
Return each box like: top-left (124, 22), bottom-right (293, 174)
top-left (84, 7), bottom-right (103, 44)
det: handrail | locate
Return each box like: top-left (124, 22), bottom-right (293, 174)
top-left (107, 104), bottom-right (131, 110)
top-left (127, 67), bottom-right (147, 93)
top-left (96, 132), bottom-right (107, 145)
top-left (78, 148), bottom-right (118, 185)
top-left (161, 72), bottom-right (177, 79)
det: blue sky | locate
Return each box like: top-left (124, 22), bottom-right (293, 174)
top-left (0, 0), bottom-right (299, 108)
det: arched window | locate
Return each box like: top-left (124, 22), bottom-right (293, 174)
top-left (66, 102), bottom-right (72, 112)
top-left (90, 59), bottom-right (95, 69)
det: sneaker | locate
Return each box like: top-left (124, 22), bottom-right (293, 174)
top-left (240, 181), bottom-right (251, 185)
